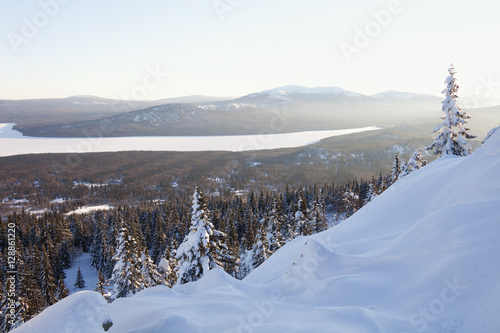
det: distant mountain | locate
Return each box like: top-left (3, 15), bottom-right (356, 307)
top-left (371, 90), bottom-right (440, 102)
top-left (0, 86), bottom-right (454, 137)
top-left (234, 85), bottom-right (364, 105)
top-left (0, 95), bottom-right (229, 129)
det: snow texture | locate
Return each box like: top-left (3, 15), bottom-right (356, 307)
top-left (11, 291), bottom-right (112, 333)
top-left (15, 130), bottom-right (500, 332)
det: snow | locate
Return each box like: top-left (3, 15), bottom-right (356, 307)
top-left (64, 205), bottom-right (113, 215)
top-left (64, 253), bottom-right (99, 295)
top-left (0, 123), bottom-right (380, 157)
top-left (49, 197), bottom-right (69, 204)
top-left (250, 85), bottom-right (362, 98)
top-left (11, 291), bottom-right (112, 333)
top-left (14, 130), bottom-right (500, 332)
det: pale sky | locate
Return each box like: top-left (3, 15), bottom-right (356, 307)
top-left (1, 0), bottom-right (499, 101)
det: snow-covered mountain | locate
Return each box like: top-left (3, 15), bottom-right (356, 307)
top-left (14, 127), bottom-right (500, 332)
top-left (18, 85), bottom-right (445, 137)
top-left (235, 85), bottom-right (364, 105)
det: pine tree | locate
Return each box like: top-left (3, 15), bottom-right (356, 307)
top-left (40, 248), bottom-right (58, 307)
top-left (150, 214), bottom-right (167, 264)
top-left (109, 226), bottom-right (146, 299)
top-left (94, 270), bottom-right (110, 298)
top-left (56, 277), bottom-right (69, 300)
top-left (74, 267), bottom-right (86, 289)
top-left (407, 150), bottom-right (427, 174)
top-left (294, 192), bottom-right (313, 236)
top-left (251, 218), bottom-right (271, 269)
top-left (140, 251), bottom-right (165, 287)
top-left (390, 155), bottom-right (401, 184)
top-left (427, 64), bottom-right (476, 156)
top-left (365, 176), bottom-right (378, 204)
top-left (21, 252), bottom-right (44, 320)
top-left (159, 240), bottom-right (178, 287)
top-left (398, 160), bottom-right (409, 179)
top-left (175, 187), bottom-right (226, 285)
top-left (312, 199), bottom-right (328, 233)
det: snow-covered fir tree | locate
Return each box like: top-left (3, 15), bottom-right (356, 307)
top-left (251, 219), bottom-right (271, 270)
top-left (311, 199), bottom-right (328, 233)
top-left (108, 226), bottom-right (146, 300)
top-left (295, 192), bottom-right (314, 236)
top-left (159, 238), bottom-right (178, 287)
top-left (94, 270), bottom-right (109, 297)
top-left (390, 155), bottom-right (401, 184)
top-left (140, 250), bottom-right (165, 287)
top-left (175, 186), bottom-right (227, 285)
top-left (398, 160), bottom-right (409, 179)
top-left (365, 176), bottom-right (379, 204)
top-left (427, 64), bottom-right (476, 156)
top-left (406, 150), bottom-right (427, 174)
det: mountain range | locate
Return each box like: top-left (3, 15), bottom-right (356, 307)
top-left (1, 85), bottom-right (446, 137)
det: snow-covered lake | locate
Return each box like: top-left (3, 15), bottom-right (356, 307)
top-left (0, 123), bottom-right (380, 157)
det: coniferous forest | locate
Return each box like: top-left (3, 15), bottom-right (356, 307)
top-left (0, 154), bottom-right (430, 331)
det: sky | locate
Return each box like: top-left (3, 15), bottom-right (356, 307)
top-left (1, 0), bottom-right (499, 102)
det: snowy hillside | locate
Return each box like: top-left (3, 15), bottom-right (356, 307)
top-left (13, 128), bottom-right (500, 333)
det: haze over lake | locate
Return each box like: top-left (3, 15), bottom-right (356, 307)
top-left (0, 123), bottom-right (380, 157)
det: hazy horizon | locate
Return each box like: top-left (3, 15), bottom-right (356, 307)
top-left (1, 0), bottom-right (499, 102)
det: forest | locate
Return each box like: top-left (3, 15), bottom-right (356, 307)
top-left (0, 151), bottom-right (427, 331)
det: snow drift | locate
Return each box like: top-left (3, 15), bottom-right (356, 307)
top-left (12, 291), bottom-right (112, 333)
top-left (14, 128), bottom-right (500, 333)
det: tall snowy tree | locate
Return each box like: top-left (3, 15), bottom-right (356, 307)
top-left (108, 226), bottom-right (146, 299)
top-left (175, 187), bottom-right (226, 285)
top-left (390, 155), bottom-right (401, 184)
top-left (428, 65), bottom-right (476, 156)
top-left (158, 241), bottom-right (178, 287)
top-left (94, 270), bottom-right (109, 297)
top-left (294, 192), bottom-right (313, 236)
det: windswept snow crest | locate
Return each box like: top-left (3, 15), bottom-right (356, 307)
top-left (12, 291), bottom-right (112, 333)
top-left (14, 131), bottom-right (500, 333)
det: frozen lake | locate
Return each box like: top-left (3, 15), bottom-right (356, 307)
top-left (0, 123), bottom-right (380, 157)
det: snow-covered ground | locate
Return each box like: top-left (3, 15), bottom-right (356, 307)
top-left (12, 128), bottom-right (500, 333)
top-left (0, 123), bottom-right (380, 157)
top-left (64, 253), bottom-right (99, 295)
top-left (64, 205), bottom-right (113, 215)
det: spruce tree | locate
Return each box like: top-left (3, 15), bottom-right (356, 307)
top-left (56, 277), bottom-right (70, 299)
top-left (159, 240), bottom-right (178, 287)
top-left (109, 226), bottom-right (146, 299)
top-left (40, 248), bottom-right (58, 307)
top-left (407, 150), bottom-right (427, 174)
top-left (427, 64), bottom-right (476, 156)
top-left (390, 155), bottom-right (401, 184)
top-left (94, 270), bottom-right (110, 298)
top-left (294, 192), bottom-right (313, 236)
top-left (74, 267), bottom-right (86, 289)
top-left (398, 161), bottom-right (409, 179)
top-left (175, 187), bottom-right (226, 285)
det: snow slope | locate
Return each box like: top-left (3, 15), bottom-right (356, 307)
top-left (12, 291), bottom-right (112, 333)
top-left (13, 129), bottom-right (500, 333)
